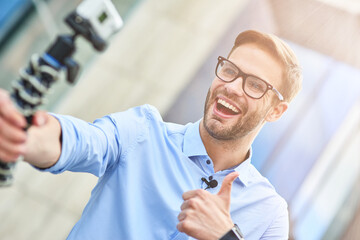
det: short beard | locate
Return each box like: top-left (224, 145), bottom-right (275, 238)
top-left (202, 88), bottom-right (268, 141)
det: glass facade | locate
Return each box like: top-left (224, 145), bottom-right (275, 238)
top-left (252, 43), bottom-right (360, 240)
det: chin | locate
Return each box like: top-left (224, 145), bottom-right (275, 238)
top-left (203, 117), bottom-right (240, 141)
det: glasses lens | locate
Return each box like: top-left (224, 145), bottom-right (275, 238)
top-left (217, 59), bottom-right (238, 82)
top-left (244, 76), bottom-right (268, 98)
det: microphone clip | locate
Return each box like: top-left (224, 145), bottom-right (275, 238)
top-left (201, 177), bottom-right (218, 190)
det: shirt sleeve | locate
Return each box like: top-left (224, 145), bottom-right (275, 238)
top-left (39, 113), bottom-right (122, 177)
top-left (40, 105), bottom-right (156, 177)
top-left (260, 200), bottom-right (289, 240)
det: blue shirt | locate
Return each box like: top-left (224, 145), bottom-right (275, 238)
top-left (45, 105), bottom-right (289, 240)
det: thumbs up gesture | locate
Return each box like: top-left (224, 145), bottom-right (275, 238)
top-left (177, 172), bottom-right (239, 240)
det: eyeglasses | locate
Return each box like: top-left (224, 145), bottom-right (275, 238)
top-left (215, 56), bottom-right (284, 101)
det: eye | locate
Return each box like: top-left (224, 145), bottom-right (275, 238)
top-left (250, 82), bottom-right (261, 89)
top-left (217, 59), bottom-right (239, 81)
top-left (247, 78), bottom-right (266, 92)
top-left (224, 67), bottom-right (237, 76)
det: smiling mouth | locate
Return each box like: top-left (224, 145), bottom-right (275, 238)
top-left (215, 98), bottom-right (241, 116)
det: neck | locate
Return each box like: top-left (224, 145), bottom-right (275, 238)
top-left (199, 119), bottom-right (260, 172)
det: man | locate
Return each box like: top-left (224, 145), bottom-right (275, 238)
top-left (0, 30), bottom-right (302, 239)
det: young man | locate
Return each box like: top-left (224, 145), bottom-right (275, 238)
top-left (0, 30), bottom-right (302, 239)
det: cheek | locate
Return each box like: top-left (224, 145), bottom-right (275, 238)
top-left (247, 98), bottom-right (268, 116)
top-left (210, 77), bottom-right (224, 89)
top-left (207, 81), bottom-right (222, 100)
top-left (257, 101), bottom-right (273, 119)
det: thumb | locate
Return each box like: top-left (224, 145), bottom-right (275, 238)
top-left (32, 111), bottom-right (49, 127)
top-left (217, 172), bottom-right (239, 199)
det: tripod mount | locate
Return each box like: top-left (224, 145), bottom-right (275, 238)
top-left (0, 0), bottom-right (123, 187)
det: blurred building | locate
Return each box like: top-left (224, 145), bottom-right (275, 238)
top-left (0, 0), bottom-right (359, 239)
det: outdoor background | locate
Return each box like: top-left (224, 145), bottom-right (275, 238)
top-left (0, 0), bottom-right (360, 239)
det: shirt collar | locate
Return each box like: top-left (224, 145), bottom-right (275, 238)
top-left (183, 119), bottom-right (253, 187)
top-left (231, 148), bottom-right (253, 187)
top-left (183, 119), bottom-right (208, 157)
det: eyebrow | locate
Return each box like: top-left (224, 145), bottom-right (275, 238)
top-left (228, 58), bottom-right (269, 83)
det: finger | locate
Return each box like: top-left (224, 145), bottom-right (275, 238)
top-left (217, 172), bottom-right (239, 198)
top-left (32, 111), bottom-right (49, 127)
top-left (176, 221), bottom-right (185, 233)
top-left (0, 118), bottom-right (27, 143)
top-left (0, 100), bottom-right (26, 128)
top-left (176, 219), bottom-right (199, 238)
top-left (182, 189), bottom-right (207, 201)
top-left (180, 200), bottom-right (188, 210)
top-left (0, 135), bottom-right (27, 155)
top-left (0, 149), bottom-right (22, 162)
top-left (176, 218), bottom-right (193, 233)
top-left (0, 139), bottom-right (26, 162)
top-left (177, 210), bottom-right (187, 221)
top-left (180, 198), bottom-right (200, 211)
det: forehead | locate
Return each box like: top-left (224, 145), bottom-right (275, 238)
top-left (228, 43), bottom-right (284, 87)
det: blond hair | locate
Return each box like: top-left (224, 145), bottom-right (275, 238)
top-left (228, 30), bottom-right (302, 102)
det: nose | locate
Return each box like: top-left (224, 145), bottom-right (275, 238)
top-left (224, 76), bottom-right (245, 97)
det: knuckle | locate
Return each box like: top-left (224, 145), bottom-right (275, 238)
top-left (0, 151), bottom-right (16, 162)
top-left (9, 153), bottom-right (20, 161)
top-left (181, 210), bottom-right (189, 219)
top-left (10, 151), bottom-right (21, 161)
top-left (178, 209), bottom-right (193, 222)
top-left (187, 199), bottom-right (198, 209)
top-left (0, 118), bottom-right (9, 135)
top-left (194, 189), bottom-right (202, 196)
top-left (15, 132), bottom-right (26, 143)
top-left (0, 151), bottom-right (12, 162)
top-left (0, 151), bottom-right (6, 161)
top-left (177, 210), bottom-right (187, 221)
top-left (0, 137), bottom-right (24, 160)
top-left (176, 222), bottom-right (184, 232)
top-left (182, 192), bottom-right (186, 200)
top-left (181, 220), bottom-right (192, 232)
top-left (195, 189), bottom-right (207, 198)
top-left (180, 202), bottom-right (185, 210)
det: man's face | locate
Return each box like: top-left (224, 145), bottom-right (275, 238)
top-left (203, 43), bottom-right (284, 141)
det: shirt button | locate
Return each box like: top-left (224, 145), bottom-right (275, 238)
top-left (206, 160), bottom-right (211, 164)
top-left (209, 176), bottom-right (213, 180)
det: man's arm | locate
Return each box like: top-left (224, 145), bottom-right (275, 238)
top-left (0, 89), bottom-right (61, 168)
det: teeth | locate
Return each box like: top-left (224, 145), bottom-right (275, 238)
top-left (217, 99), bottom-right (239, 113)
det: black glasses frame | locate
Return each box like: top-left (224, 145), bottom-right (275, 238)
top-left (215, 56), bottom-right (284, 101)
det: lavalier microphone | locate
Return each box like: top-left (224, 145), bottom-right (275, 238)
top-left (201, 177), bottom-right (218, 189)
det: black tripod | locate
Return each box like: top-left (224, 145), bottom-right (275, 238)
top-left (0, 10), bottom-right (111, 187)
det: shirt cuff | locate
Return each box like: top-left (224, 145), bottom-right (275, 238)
top-left (34, 113), bottom-right (74, 174)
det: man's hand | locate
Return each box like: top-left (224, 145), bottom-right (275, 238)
top-left (0, 89), bottom-right (27, 162)
top-left (0, 89), bottom-right (60, 168)
top-left (177, 171), bottom-right (240, 240)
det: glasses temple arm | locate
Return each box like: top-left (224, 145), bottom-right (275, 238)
top-left (272, 88), bottom-right (284, 101)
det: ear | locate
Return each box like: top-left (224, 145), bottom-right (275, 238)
top-left (265, 101), bottom-right (289, 122)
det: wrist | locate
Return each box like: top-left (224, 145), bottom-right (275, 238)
top-left (219, 224), bottom-right (244, 240)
